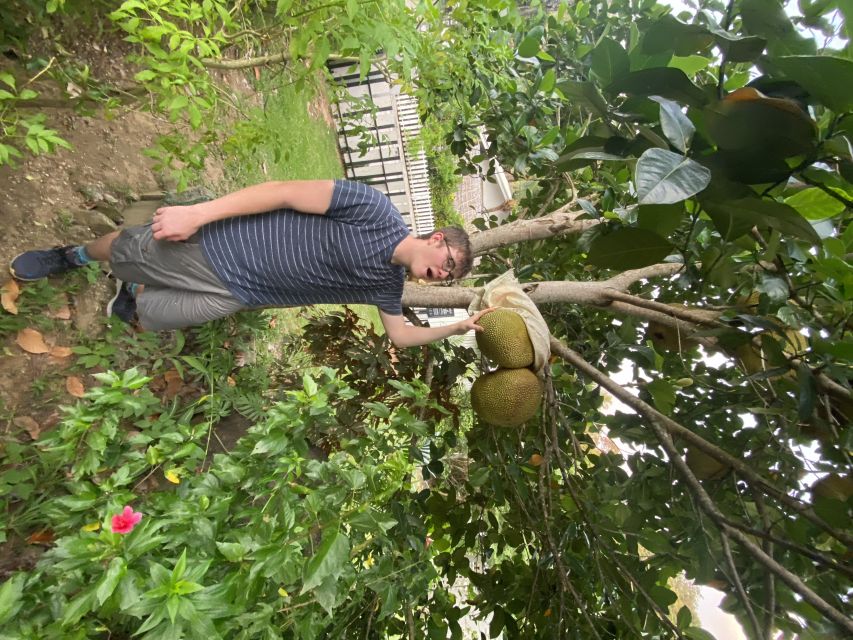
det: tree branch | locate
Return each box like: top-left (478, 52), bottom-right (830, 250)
top-left (720, 533), bottom-right (762, 640)
top-left (201, 51), bottom-right (355, 69)
top-left (548, 336), bottom-right (853, 549)
top-left (549, 337), bottom-right (853, 634)
top-left (469, 204), bottom-right (598, 256)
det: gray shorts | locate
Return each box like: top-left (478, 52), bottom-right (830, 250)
top-left (109, 224), bottom-right (246, 331)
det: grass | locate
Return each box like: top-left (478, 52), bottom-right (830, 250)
top-left (220, 71), bottom-right (344, 190)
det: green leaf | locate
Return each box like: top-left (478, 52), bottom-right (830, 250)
top-left (703, 197), bottom-right (820, 244)
top-left (587, 228), bottom-right (674, 270)
top-left (637, 204), bottom-right (685, 237)
top-left (648, 585), bottom-right (678, 608)
top-left (646, 379), bottom-right (676, 414)
top-left (686, 627), bottom-right (719, 640)
top-left (699, 10), bottom-right (767, 62)
top-left (216, 541), bottom-right (246, 562)
top-left (667, 55), bottom-right (711, 77)
top-left (591, 37), bottom-right (629, 86)
top-left (784, 188), bottom-right (846, 220)
top-left (301, 529), bottom-right (350, 592)
top-left (556, 80), bottom-right (609, 116)
top-left (635, 148), bottom-right (711, 205)
top-left (517, 26), bottom-right (544, 58)
top-left (774, 56), bottom-right (853, 112)
top-left (642, 16), bottom-right (714, 57)
top-left (62, 588), bottom-right (97, 627)
top-left (0, 72), bottom-right (15, 89)
top-left (608, 68), bottom-right (708, 107)
top-left (650, 96), bottom-right (695, 153)
top-left (0, 574), bottom-right (26, 625)
top-left (797, 363), bottom-right (818, 421)
top-left (313, 574), bottom-right (339, 615)
top-left (172, 549), bottom-right (187, 582)
top-left (96, 557), bottom-right (126, 605)
top-left (744, 0), bottom-right (817, 56)
top-left (303, 374), bottom-right (318, 396)
top-left (539, 68), bottom-right (556, 94)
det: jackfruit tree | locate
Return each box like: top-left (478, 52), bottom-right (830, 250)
top-left (392, 1), bottom-right (853, 638)
top-left (1, 2), bottom-right (849, 640)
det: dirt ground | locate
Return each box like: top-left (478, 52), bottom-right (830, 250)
top-left (0, 31), bottom-right (258, 420)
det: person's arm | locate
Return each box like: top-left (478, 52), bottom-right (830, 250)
top-left (151, 180), bottom-right (336, 241)
top-left (379, 309), bottom-right (494, 348)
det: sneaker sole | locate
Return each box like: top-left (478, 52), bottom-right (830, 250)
top-left (105, 278), bottom-right (125, 318)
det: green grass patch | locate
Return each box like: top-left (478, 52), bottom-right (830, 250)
top-left (220, 71), bottom-right (343, 189)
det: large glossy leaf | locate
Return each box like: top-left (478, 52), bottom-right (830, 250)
top-left (774, 56), bottom-right (853, 112)
top-left (704, 197), bottom-right (820, 244)
top-left (608, 68), bottom-right (708, 107)
top-left (556, 80), bottom-right (609, 115)
top-left (301, 530), bottom-right (350, 592)
top-left (642, 16), bottom-right (714, 56)
top-left (699, 10), bottom-right (766, 62)
top-left (591, 37), bottom-right (630, 86)
top-left (784, 187), bottom-right (846, 220)
top-left (637, 203), bottom-right (685, 237)
top-left (635, 148), bottom-right (711, 204)
top-left (556, 135), bottom-right (615, 170)
top-left (650, 96), bottom-right (695, 152)
top-left (517, 26), bottom-right (544, 58)
top-left (587, 227), bottom-right (674, 269)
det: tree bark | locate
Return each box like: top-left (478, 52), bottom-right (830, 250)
top-left (201, 52), bottom-right (355, 69)
top-left (469, 203), bottom-right (598, 256)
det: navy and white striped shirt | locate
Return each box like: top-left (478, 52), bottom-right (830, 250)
top-left (200, 180), bottom-right (410, 314)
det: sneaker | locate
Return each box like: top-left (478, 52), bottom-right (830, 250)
top-left (10, 246), bottom-right (84, 281)
top-left (106, 279), bottom-right (137, 325)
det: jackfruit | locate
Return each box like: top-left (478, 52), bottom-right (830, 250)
top-left (476, 309), bottom-right (535, 368)
top-left (471, 368), bottom-right (542, 428)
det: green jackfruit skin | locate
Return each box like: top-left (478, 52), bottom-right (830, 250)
top-left (471, 368), bottom-right (542, 428)
top-left (476, 309), bottom-right (535, 368)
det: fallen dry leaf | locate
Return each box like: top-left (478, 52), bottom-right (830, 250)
top-left (50, 345), bottom-right (74, 359)
top-left (1, 280), bottom-right (20, 315)
top-left (27, 530), bottom-right (55, 545)
top-left (66, 376), bottom-right (85, 398)
top-left (13, 415), bottom-right (41, 440)
top-left (163, 369), bottom-right (183, 399)
top-left (16, 328), bottom-right (50, 354)
top-left (49, 304), bottom-right (72, 320)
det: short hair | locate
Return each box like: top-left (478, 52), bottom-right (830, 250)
top-left (419, 226), bottom-right (473, 279)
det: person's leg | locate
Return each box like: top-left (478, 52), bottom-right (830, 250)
top-left (10, 230), bottom-right (119, 281)
top-left (108, 224), bottom-right (246, 328)
top-left (84, 231), bottom-right (120, 262)
top-left (135, 285), bottom-right (246, 331)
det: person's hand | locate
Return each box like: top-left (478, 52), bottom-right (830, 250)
top-left (151, 205), bottom-right (204, 241)
top-left (455, 307), bottom-right (496, 335)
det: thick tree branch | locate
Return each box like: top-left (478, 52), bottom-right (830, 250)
top-left (469, 204), bottom-right (598, 256)
top-left (402, 263), bottom-right (684, 309)
top-left (201, 52), bottom-right (355, 69)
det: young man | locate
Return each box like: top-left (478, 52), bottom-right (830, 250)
top-left (10, 179), bottom-right (490, 347)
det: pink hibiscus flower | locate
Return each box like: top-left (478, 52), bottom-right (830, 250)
top-left (111, 506), bottom-right (142, 534)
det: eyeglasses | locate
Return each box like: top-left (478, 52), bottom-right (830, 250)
top-left (442, 238), bottom-right (456, 284)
